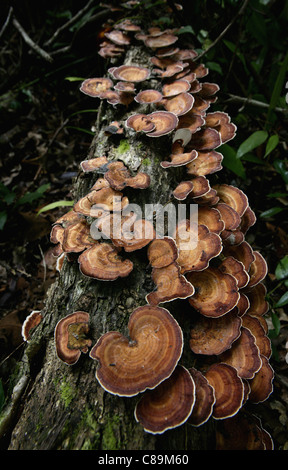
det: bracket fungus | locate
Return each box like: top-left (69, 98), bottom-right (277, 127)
top-left (110, 64), bottom-right (151, 82)
top-left (146, 261), bottom-right (195, 305)
top-left (205, 363), bottom-right (244, 420)
top-left (80, 77), bottom-right (113, 98)
top-left (22, 310), bottom-right (42, 342)
top-left (188, 368), bottom-right (216, 427)
top-left (189, 308), bottom-right (242, 356)
top-left (147, 237), bottom-right (178, 268)
top-left (89, 305), bottom-right (183, 396)
top-left (174, 222), bottom-right (222, 274)
top-left (55, 312), bottom-right (92, 365)
top-left (78, 242), bottom-right (133, 281)
top-left (187, 266), bottom-right (239, 318)
top-left (47, 2), bottom-right (274, 445)
top-left (134, 365), bottom-right (196, 434)
top-left (104, 161), bottom-right (151, 190)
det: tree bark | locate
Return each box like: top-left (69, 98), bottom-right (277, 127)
top-left (0, 39), bottom-right (216, 450)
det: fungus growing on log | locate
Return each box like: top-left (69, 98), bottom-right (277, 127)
top-left (147, 237), bottom-right (178, 268)
top-left (104, 161), bottom-right (150, 190)
top-left (189, 308), bottom-right (242, 356)
top-left (187, 266), bottom-right (239, 317)
top-left (146, 261), bottom-right (195, 305)
top-left (55, 312), bottom-right (92, 365)
top-left (80, 78), bottom-right (113, 97)
top-left (134, 365), bottom-right (196, 434)
top-left (110, 64), bottom-right (151, 82)
top-left (21, 310), bottom-right (42, 342)
top-left (188, 368), bottom-right (216, 426)
top-left (89, 305), bottom-right (183, 396)
top-left (174, 221), bottom-right (222, 274)
top-left (205, 363), bottom-right (244, 419)
top-left (78, 242), bottom-right (133, 281)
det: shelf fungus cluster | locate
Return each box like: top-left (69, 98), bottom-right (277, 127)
top-left (47, 1), bottom-right (274, 448)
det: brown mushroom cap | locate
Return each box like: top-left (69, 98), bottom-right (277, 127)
top-left (220, 327), bottom-right (262, 379)
top-left (205, 363), bottom-right (244, 419)
top-left (215, 202), bottom-right (241, 231)
top-left (74, 187), bottom-right (129, 218)
top-left (126, 113), bottom-right (156, 133)
top-left (177, 112), bottom-right (205, 134)
top-left (186, 175), bottom-right (211, 199)
top-left (114, 81), bottom-right (136, 93)
top-left (161, 140), bottom-right (198, 168)
top-left (190, 308), bottom-right (242, 356)
top-left (134, 365), bottom-right (196, 434)
top-left (247, 354), bottom-right (274, 403)
top-left (145, 110), bottom-right (179, 137)
top-left (172, 180), bottom-right (194, 200)
top-left (162, 79), bottom-right (191, 97)
top-left (80, 156), bottom-right (108, 172)
top-left (241, 314), bottom-right (271, 359)
top-left (89, 305), bottom-right (184, 396)
top-left (187, 266), bottom-right (239, 318)
top-left (186, 150), bottom-right (223, 176)
top-left (197, 206), bottom-right (225, 234)
top-left (78, 242), bottom-right (133, 280)
top-left (162, 92), bottom-right (194, 116)
top-left (111, 217), bottom-right (156, 252)
top-left (21, 310), bottom-right (42, 342)
top-left (219, 256), bottom-right (249, 289)
top-left (147, 236), bottom-right (178, 268)
top-left (245, 282), bottom-right (269, 317)
top-left (144, 33), bottom-right (178, 49)
top-left (174, 222), bottom-right (222, 274)
top-left (80, 78), bottom-right (113, 97)
top-left (247, 251), bottom-right (268, 288)
top-left (235, 292), bottom-right (250, 317)
top-left (215, 413), bottom-right (272, 450)
top-left (104, 29), bottom-right (131, 45)
top-left (146, 261), bottom-right (195, 305)
top-left (55, 311), bottom-right (92, 365)
top-left (62, 219), bottom-right (95, 253)
top-left (134, 89), bottom-right (163, 104)
top-left (204, 111), bottom-right (236, 144)
top-left (240, 206), bottom-right (257, 234)
top-left (223, 241), bottom-right (255, 272)
top-left (213, 184), bottom-right (249, 217)
top-left (104, 161), bottom-right (150, 190)
top-left (187, 127), bottom-right (222, 151)
top-left (188, 367), bottom-right (216, 426)
top-left (111, 65), bottom-right (151, 82)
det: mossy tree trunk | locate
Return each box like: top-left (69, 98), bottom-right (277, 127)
top-left (0, 27), bottom-right (217, 452)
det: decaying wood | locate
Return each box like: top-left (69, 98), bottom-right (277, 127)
top-left (1, 40), bottom-right (216, 450)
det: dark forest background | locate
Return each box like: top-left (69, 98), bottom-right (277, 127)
top-left (0, 0), bottom-right (287, 450)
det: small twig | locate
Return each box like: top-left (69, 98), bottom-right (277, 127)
top-left (0, 6), bottom-right (13, 40)
top-left (12, 16), bottom-right (53, 63)
top-left (44, 0), bottom-right (94, 47)
top-left (196, 0), bottom-right (250, 61)
top-left (223, 93), bottom-right (288, 114)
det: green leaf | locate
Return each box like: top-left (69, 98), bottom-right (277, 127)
top-left (206, 61), bottom-right (223, 75)
top-left (236, 130), bottom-right (268, 159)
top-left (16, 184), bottom-right (50, 206)
top-left (37, 200), bottom-right (74, 215)
top-left (273, 159), bottom-right (288, 185)
top-left (65, 76), bottom-right (86, 82)
top-left (264, 134), bottom-right (279, 158)
top-left (176, 25), bottom-right (195, 35)
top-left (0, 211), bottom-right (7, 230)
top-left (275, 291), bottom-right (288, 308)
top-left (266, 51), bottom-right (288, 127)
top-left (259, 207), bottom-right (284, 218)
top-left (220, 144), bottom-right (246, 179)
top-left (275, 255), bottom-right (288, 280)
